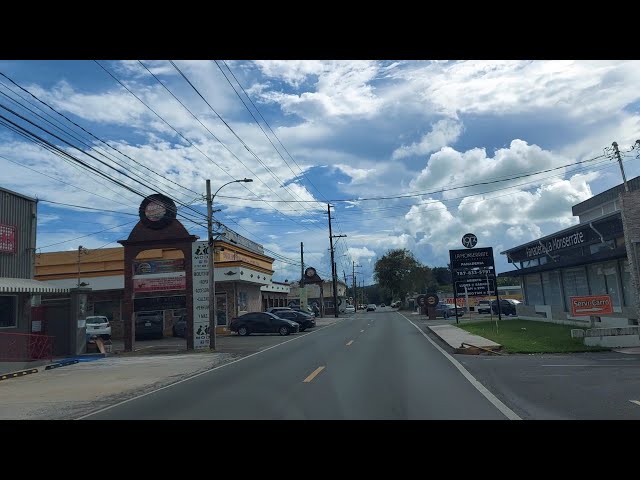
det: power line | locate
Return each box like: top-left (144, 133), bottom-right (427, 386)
top-left (96, 60), bottom-right (326, 238)
top-left (219, 60), bottom-right (329, 203)
top-left (136, 60), bottom-right (324, 225)
top-left (0, 71), bottom-right (201, 200)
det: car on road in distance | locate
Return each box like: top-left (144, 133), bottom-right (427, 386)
top-left (380, 303), bottom-right (386, 308)
top-left (85, 316), bottom-right (111, 339)
top-left (366, 304), bottom-right (377, 312)
top-left (345, 305), bottom-right (355, 314)
top-left (230, 312), bottom-right (300, 336)
top-left (273, 310), bottom-right (316, 331)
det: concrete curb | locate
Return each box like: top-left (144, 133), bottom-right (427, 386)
top-left (0, 368), bottom-right (39, 381)
top-left (426, 325), bottom-right (502, 355)
top-left (45, 359), bottom-right (80, 370)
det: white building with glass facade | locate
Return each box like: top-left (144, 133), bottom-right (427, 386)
top-left (499, 176), bottom-right (639, 328)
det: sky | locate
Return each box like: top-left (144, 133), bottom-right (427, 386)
top-left (1, 60), bottom-right (639, 285)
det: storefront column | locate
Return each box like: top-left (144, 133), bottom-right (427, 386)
top-left (620, 191), bottom-right (640, 318)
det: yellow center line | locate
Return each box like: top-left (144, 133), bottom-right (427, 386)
top-left (303, 366), bottom-right (325, 383)
top-left (346, 340), bottom-right (354, 346)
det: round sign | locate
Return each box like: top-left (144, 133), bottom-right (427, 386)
top-left (139, 194), bottom-right (177, 230)
top-left (416, 295), bottom-right (426, 307)
top-left (462, 233), bottom-right (478, 249)
top-left (305, 267), bottom-right (317, 278)
top-left (426, 293), bottom-right (439, 306)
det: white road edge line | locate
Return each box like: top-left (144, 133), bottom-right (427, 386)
top-left (630, 400), bottom-right (640, 407)
top-left (397, 312), bottom-right (521, 421)
top-left (76, 319), bottom-right (344, 420)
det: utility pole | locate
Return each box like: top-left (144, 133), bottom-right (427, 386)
top-left (352, 261), bottom-right (362, 311)
top-left (612, 142), bottom-right (629, 192)
top-left (77, 245), bottom-right (88, 287)
top-left (300, 242), bottom-right (304, 284)
top-left (206, 180), bottom-right (216, 351)
top-left (326, 204), bottom-right (346, 318)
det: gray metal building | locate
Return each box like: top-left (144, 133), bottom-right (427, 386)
top-left (0, 186), bottom-right (67, 333)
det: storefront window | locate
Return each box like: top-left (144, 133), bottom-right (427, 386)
top-left (525, 274), bottom-right (544, 305)
top-left (522, 258), bottom-right (540, 268)
top-left (0, 296), bottom-right (17, 328)
top-left (541, 271), bottom-right (563, 306)
top-left (620, 260), bottom-right (633, 307)
top-left (590, 240), bottom-right (615, 255)
top-left (602, 261), bottom-right (622, 307)
top-left (562, 267), bottom-right (589, 311)
top-left (587, 263), bottom-right (608, 295)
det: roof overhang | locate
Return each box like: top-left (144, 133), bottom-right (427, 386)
top-left (0, 277), bottom-right (70, 294)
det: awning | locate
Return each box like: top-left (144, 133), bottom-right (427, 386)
top-left (0, 278), bottom-right (70, 294)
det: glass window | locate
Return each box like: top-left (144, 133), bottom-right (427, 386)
top-left (524, 274), bottom-right (544, 305)
top-left (539, 256), bottom-right (548, 265)
top-left (0, 296), bottom-right (17, 328)
top-left (590, 240), bottom-right (615, 255)
top-left (541, 271), bottom-right (563, 306)
top-left (620, 260), bottom-right (633, 307)
top-left (602, 261), bottom-right (622, 307)
top-left (563, 267), bottom-right (589, 311)
top-left (587, 263), bottom-right (608, 295)
top-left (522, 258), bottom-right (540, 268)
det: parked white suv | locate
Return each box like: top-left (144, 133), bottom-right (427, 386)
top-left (85, 316), bottom-right (111, 339)
top-left (477, 300), bottom-right (492, 314)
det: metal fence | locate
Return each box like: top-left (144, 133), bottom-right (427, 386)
top-left (0, 332), bottom-right (54, 361)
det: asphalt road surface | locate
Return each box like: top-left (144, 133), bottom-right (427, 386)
top-left (83, 310), bottom-right (515, 420)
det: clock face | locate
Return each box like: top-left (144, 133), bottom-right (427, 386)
top-left (305, 267), bottom-right (316, 277)
top-left (145, 201), bottom-right (166, 222)
top-left (138, 194), bottom-right (177, 230)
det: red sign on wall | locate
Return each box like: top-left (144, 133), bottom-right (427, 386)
top-left (0, 224), bottom-right (17, 254)
top-left (570, 295), bottom-right (613, 316)
top-left (133, 275), bottom-right (186, 293)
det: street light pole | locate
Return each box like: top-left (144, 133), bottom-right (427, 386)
top-left (207, 178), bottom-right (253, 351)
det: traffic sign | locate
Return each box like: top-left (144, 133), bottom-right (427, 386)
top-left (570, 295), bottom-right (613, 316)
top-left (462, 233), bottom-right (477, 248)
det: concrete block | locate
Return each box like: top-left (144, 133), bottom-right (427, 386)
top-left (584, 335), bottom-right (640, 348)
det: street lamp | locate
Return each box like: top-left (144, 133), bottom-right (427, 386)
top-left (207, 178), bottom-right (253, 351)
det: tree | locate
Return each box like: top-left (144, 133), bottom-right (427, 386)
top-left (374, 249), bottom-right (423, 303)
top-left (497, 276), bottom-right (520, 287)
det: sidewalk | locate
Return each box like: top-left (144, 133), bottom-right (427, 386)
top-left (0, 351), bottom-right (238, 419)
top-left (400, 310), bottom-right (502, 354)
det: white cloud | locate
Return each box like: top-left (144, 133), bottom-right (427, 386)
top-left (334, 164), bottom-right (376, 185)
top-left (258, 61), bottom-right (383, 120)
top-left (392, 119), bottom-right (463, 160)
top-left (411, 139), bottom-right (572, 200)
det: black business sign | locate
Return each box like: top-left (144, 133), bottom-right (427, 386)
top-left (450, 247), bottom-right (496, 297)
top-left (450, 247), bottom-right (495, 271)
top-left (134, 295), bottom-right (186, 312)
top-left (455, 278), bottom-right (495, 296)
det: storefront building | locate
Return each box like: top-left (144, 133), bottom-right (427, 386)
top-left (1, 186), bottom-right (68, 335)
top-left (500, 177), bottom-right (640, 327)
top-left (261, 281), bottom-right (291, 310)
top-left (35, 235), bottom-right (278, 338)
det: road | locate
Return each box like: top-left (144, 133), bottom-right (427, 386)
top-left (83, 309), bottom-right (514, 420)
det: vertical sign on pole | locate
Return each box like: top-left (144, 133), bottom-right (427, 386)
top-left (192, 241), bottom-right (211, 349)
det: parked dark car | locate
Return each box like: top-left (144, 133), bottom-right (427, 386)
top-left (230, 312), bottom-right (299, 336)
top-left (273, 310), bottom-right (316, 331)
top-left (491, 299), bottom-right (520, 316)
top-left (172, 315), bottom-right (187, 338)
top-left (135, 311), bottom-right (164, 339)
top-left (290, 305), bottom-right (314, 315)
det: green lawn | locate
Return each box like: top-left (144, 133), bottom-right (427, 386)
top-left (459, 320), bottom-right (608, 353)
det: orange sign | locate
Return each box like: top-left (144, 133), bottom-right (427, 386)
top-left (570, 295), bottom-right (613, 316)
